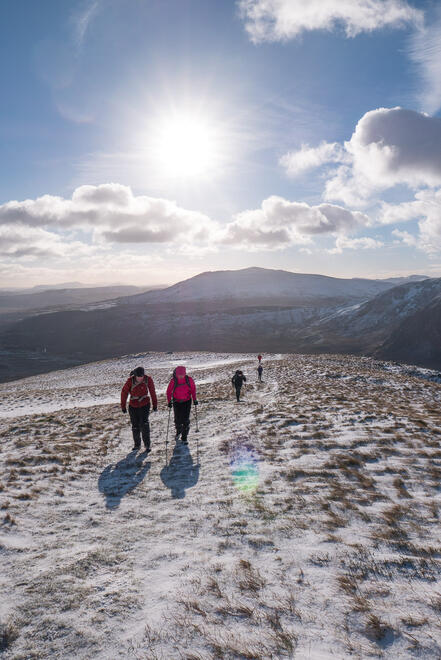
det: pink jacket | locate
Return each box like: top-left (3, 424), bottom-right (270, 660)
top-left (166, 366), bottom-right (197, 403)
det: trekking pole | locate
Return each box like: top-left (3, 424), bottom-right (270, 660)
top-left (194, 404), bottom-right (199, 433)
top-left (165, 406), bottom-right (171, 466)
top-left (194, 404), bottom-right (200, 465)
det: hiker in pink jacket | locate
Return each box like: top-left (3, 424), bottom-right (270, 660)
top-left (166, 366), bottom-right (198, 444)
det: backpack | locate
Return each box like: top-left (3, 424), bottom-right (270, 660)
top-left (172, 373), bottom-right (191, 397)
top-left (129, 372), bottom-right (150, 402)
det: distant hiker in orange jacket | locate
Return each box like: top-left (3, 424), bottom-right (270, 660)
top-left (121, 366), bottom-right (157, 453)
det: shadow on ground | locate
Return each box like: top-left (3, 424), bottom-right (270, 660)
top-left (160, 442), bottom-right (200, 499)
top-left (98, 450), bottom-right (151, 509)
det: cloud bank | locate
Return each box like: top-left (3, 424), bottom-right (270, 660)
top-left (0, 184), bottom-right (215, 246)
top-left (0, 225), bottom-right (94, 259)
top-left (0, 185), bottom-right (374, 258)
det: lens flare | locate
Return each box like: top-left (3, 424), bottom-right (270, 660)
top-left (230, 440), bottom-right (259, 494)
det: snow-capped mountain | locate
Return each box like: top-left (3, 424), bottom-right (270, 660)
top-left (123, 267), bottom-right (395, 305)
top-left (287, 277), bottom-right (441, 368)
top-left (1, 270), bottom-right (440, 383)
top-left (377, 286), bottom-right (441, 368)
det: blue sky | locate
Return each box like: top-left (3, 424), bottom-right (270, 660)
top-left (1, 0), bottom-right (441, 287)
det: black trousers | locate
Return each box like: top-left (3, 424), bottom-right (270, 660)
top-left (173, 400), bottom-right (192, 440)
top-left (129, 404), bottom-right (150, 449)
top-left (235, 385), bottom-right (242, 401)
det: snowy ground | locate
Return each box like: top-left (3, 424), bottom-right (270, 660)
top-left (1, 352), bottom-right (441, 659)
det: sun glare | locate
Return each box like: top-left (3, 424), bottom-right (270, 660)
top-left (151, 110), bottom-right (225, 180)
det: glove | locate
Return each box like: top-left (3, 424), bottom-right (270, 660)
top-left (153, 406), bottom-right (157, 412)
top-left (194, 400), bottom-right (198, 406)
top-left (168, 401), bottom-right (172, 408)
top-left (122, 407), bottom-right (127, 414)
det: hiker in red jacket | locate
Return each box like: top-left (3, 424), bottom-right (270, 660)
top-left (166, 366), bottom-right (197, 444)
top-left (121, 366), bottom-right (157, 453)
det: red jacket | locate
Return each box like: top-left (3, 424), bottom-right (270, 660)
top-left (166, 366), bottom-right (196, 403)
top-left (121, 375), bottom-right (157, 409)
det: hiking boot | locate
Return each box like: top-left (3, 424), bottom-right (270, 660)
top-left (181, 437), bottom-right (188, 445)
top-left (144, 445), bottom-right (151, 454)
top-left (132, 445), bottom-right (140, 451)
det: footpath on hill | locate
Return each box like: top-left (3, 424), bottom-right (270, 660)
top-left (1, 352), bottom-right (441, 659)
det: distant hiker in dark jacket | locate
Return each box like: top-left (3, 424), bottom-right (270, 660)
top-left (232, 370), bottom-right (246, 402)
top-left (166, 366), bottom-right (198, 444)
top-left (121, 366), bottom-right (157, 453)
top-left (257, 365), bottom-right (263, 382)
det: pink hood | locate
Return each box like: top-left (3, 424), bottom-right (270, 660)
top-left (167, 366), bottom-right (197, 403)
top-left (174, 366), bottom-right (187, 381)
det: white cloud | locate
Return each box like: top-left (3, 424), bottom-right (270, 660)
top-left (0, 225), bottom-right (93, 260)
top-left (239, 0), bottom-right (422, 42)
top-left (280, 142), bottom-right (349, 177)
top-left (392, 228), bottom-right (418, 246)
top-left (381, 188), bottom-right (441, 253)
top-left (328, 235), bottom-right (384, 254)
top-left (221, 196), bottom-right (369, 250)
top-left (71, 1), bottom-right (101, 48)
top-left (409, 13), bottom-right (441, 115)
top-left (325, 107), bottom-right (441, 205)
top-left (0, 184), bottom-right (216, 246)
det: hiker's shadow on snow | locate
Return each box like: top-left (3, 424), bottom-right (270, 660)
top-left (160, 443), bottom-right (199, 499)
top-left (98, 451), bottom-right (151, 510)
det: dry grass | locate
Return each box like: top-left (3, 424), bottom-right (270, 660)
top-left (0, 619), bottom-right (19, 653)
top-left (1, 354), bottom-right (441, 658)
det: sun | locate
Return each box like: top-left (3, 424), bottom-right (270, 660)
top-left (151, 110), bottom-right (225, 180)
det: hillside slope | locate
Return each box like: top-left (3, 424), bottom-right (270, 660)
top-left (377, 293), bottom-right (441, 368)
top-left (297, 278), bottom-right (441, 365)
top-left (1, 352), bottom-right (440, 658)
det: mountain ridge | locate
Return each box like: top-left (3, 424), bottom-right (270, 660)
top-left (1, 268), bottom-right (439, 381)
top-left (123, 266), bottom-right (398, 306)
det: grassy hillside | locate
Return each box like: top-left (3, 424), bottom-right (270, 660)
top-left (1, 353), bottom-right (440, 658)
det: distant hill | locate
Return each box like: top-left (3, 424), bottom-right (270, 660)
top-left (0, 285), bottom-right (157, 315)
top-left (380, 274), bottom-right (429, 285)
top-left (0, 281), bottom-right (85, 293)
top-left (124, 267), bottom-right (395, 306)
